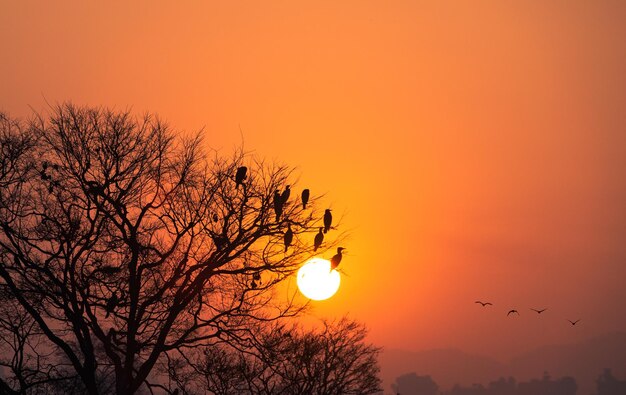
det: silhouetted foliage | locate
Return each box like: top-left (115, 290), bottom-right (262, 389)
top-left (393, 372), bottom-right (581, 395)
top-left (596, 368), bottom-right (626, 395)
top-left (0, 104), bottom-right (346, 394)
top-left (164, 317), bottom-right (381, 395)
top-left (392, 372), bottom-right (439, 395)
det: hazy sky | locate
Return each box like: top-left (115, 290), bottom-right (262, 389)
top-left (2, 1), bottom-right (626, 360)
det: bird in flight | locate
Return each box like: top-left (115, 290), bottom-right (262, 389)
top-left (567, 319), bottom-right (580, 326)
top-left (531, 308), bottom-right (547, 314)
top-left (507, 309), bottom-right (519, 316)
top-left (475, 301), bottom-right (492, 307)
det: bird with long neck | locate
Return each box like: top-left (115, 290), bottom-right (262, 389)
top-left (330, 247), bottom-right (345, 270)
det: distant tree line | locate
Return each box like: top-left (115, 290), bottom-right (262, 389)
top-left (392, 368), bottom-right (626, 395)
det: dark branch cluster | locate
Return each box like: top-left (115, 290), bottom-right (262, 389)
top-left (167, 317), bottom-right (382, 395)
top-left (0, 104), bottom-right (356, 394)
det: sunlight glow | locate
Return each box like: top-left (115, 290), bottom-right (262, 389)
top-left (297, 258), bottom-right (341, 300)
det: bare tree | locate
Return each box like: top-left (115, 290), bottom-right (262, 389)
top-left (170, 317), bottom-right (382, 395)
top-left (0, 104), bottom-right (341, 394)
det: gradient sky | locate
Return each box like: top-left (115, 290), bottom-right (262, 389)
top-left (2, 1), bottom-right (626, 361)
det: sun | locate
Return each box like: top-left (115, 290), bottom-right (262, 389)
top-left (297, 258), bottom-right (341, 300)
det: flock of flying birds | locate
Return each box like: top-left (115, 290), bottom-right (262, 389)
top-left (235, 166), bottom-right (346, 271)
top-left (474, 300), bottom-right (581, 326)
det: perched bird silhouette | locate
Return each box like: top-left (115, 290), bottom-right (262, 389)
top-left (273, 190), bottom-right (283, 221)
top-left (330, 247), bottom-right (345, 270)
top-left (507, 309), bottom-right (519, 316)
top-left (39, 161), bottom-right (51, 181)
top-left (105, 292), bottom-right (119, 318)
top-left (281, 185), bottom-right (291, 205)
top-left (531, 308), bottom-right (547, 314)
top-left (323, 209), bottom-right (332, 234)
top-left (301, 189), bottom-right (310, 209)
top-left (475, 301), bottom-right (492, 307)
top-left (235, 166), bottom-right (247, 188)
top-left (567, 319), bottom-right (580, 326)
top-left (284, 224), bottom-right (293, 252)
top-left (313, 227), bottom-right (324, 251)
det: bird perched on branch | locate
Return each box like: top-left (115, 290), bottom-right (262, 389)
top-left (330, 247), bottom-right (345, 270)
top-left (301, 189), bottom-right (310, 209)
top-left (105, 292), bottom-right (119, 318)
top-left (323, 209), bottom-right (332, 233)
top-left (284, 224), bottom-right (293, 252)
top-left (281, 185), bottom-right (291, 205)
top-left (235, 166), bottom-right (247, 188)
top-left (313, 227), bottom-right (324, 251)
top-left (273, 190), bottom-right (283, 221)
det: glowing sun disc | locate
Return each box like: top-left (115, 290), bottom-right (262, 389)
top-left (297, 258), bottom-right (341, 300)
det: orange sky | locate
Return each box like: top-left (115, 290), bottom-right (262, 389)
top-left (2, 1), bottom-right (626, 360)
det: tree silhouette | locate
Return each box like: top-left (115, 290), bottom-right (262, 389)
top-left (597, 368), bottom-right (626, 395)
top-left (168, 317), bottom-right (381, 394)
top-left (392, 372), bottom-right (439, 395)
top-left (0, 104), bottom-right (339, 394)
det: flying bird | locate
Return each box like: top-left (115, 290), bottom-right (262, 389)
top-left (330, 247), bottom-right (345, 270)
top-left (567, 319), bottom-right (580, 326)
top-left (235, 166), bottom-right (247, 188)
top-left (323, 209), bottom-right (332, 233)
top-left (273, 190), bottom-right (283, 221)
top-left (313, 227), bottom-right (324, 251)
top-left (301, 189), bottom-right (310, 209)
top-left (105, 292), bottom-right (119, 318)
top-left (475, 301), bottom-right (492, 307)
top-left (507, 309), bottom-right (519, 316)
top-left (531, 308), bottom-right (547, 314)
top-left (284, 224), bottom-right (293, 252)
top-left (281, 185), bottom-right (291, 205)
